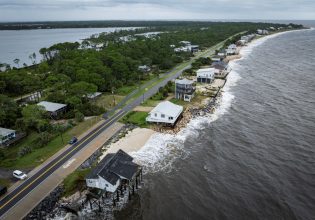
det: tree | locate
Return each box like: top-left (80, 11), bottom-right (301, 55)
top-left (21, 105), bottom-right (46, 131)
top-left (69, 81), bottom-right (97, 97)
top-left (0, 95), bottom-right (19, 127)
top-left (0, 81), bottom-right (5, 93)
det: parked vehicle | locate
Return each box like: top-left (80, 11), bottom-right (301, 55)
top-left (0, 185), bottom-right (7, 197)
top-left (68, 137), bottom-right (78, 145)
top-left (13, 170), bottom-right (27, 180)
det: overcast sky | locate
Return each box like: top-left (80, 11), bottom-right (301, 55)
top-left (0, 0), bottom-right (314, 22)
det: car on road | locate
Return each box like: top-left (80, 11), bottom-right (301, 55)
top-left (13, 170), bottom-right (27, 180)
top-left (0, 185), bottom-right (7, 197)
top-left (68, 137), bottom-right (78, 145)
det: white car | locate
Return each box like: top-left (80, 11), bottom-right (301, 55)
top-left (13, 170), bottom-right (27, 180)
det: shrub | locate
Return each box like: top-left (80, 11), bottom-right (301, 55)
top-left (75, 111), bottom-right (84, 123)
top-left (18, 146), bottom-right (32, 157)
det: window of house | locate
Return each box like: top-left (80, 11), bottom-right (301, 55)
top-left (105, 184), bottom-right (109, 187)
top-left (169, 117), bottom-right (173, 120)
top-left (161, 114), bottom-right (165, 118)
top-left (154, 113), bottom-right (157, 117)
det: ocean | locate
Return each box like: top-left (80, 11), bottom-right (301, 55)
top-left (126, 28), bottom-right (315, 220)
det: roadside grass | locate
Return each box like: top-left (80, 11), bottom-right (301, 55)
top-left (62, 168), bottom-right (91, 197)
top-left (0, 117), bottom-right (101, 169)
top-left (120, 111), bottom-right (149, 128)
top-left (141, 99), bottom-right (160, 107)
top-left (116, 85), bottom-right (138, 96)
top-left (0, 178), bottom-right (10, 187)
top-left (95, 94), bottom-right (125, 110)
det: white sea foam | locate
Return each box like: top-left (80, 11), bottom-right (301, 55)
top-left (132, 30), bottom-right (304, 174)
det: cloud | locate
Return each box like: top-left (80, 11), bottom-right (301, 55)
top-left (0, 0), bottom-right (314, 21)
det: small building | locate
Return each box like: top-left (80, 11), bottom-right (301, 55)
top-left (138, 65), bottom-right (151, 73)
top-left (86, 150), bottom-right (141, 193)
top-left (175, 78), bottom-right (195, 102)
top-left (180, 41), bottom-right (191, 46)
top-left (187, 45), bottom-right (199, 53)
top-left (211, 61), bottom-right (230, 76)
top-left (0, 127), bottom-right (16, 145)
top-left (226, 44), bottom-right (237, 55)
top-left (86, 92), bottom-right (102, 100)
top-left (170, 44), bottom-right (176, 48)
top-left (174, 46), bottom-right (190, 53)
top-left (237, 39), bottom-right (247, 46)
top-left (217, 49), bottom-right (226, 56)
top-left (146, 101), bottom-right (183, 126)
top-left (257, 29), bottom-right (269, 35)
top-left (196, 68), bottom-right (215, 83)
top-left (211, 55), bottom-right (225, 62)
top-left (37, 101), bottom-right (67, 117)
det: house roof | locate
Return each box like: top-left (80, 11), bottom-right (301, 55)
top-left (196, 68), bottom-right (215, 74)
top-left (212, 61), bottom-right (228, 69)
top-left (87, 92), bottom-right (102, 99)
top-left (37, 101), bottom-right (67, 112)
top-left (150, 101), bottom-right (183, 118)
top-left (175, 78), bottom-right (194, 85)
top-left (0, 127), bottom-right (15, 136)
top-left (87, 149), bottom-right (139, 185)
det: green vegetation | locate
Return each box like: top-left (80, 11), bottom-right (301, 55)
top-left (62, 168), bottom-right (91, 197)
top-left (169, 98), bottom-right (189, 106)
top-left (0, 117), bottom-right (100, 169)
top-left (0, 178), bottom-right (10, 187)
top-left (121, 111), bottom-right (149, 128)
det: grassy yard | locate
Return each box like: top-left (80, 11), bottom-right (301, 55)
top-left (0, 117), bottom-right (101, 169)
top-left (141, 99), bottom-right (161, 107)
top-left (62, 168), bottom-right (91, 197)
top-left (169, 98), bottom-right (189, 106)
top-left (120, 111), bottom-right (149, 128)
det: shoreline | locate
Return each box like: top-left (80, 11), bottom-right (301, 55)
top-left (97, 28), bottom-right (310, 160)
top-left (24, 28), bottom-right (308, 220)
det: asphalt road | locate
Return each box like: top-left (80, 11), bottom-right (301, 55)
top-left (0, 37), bottom-right (225, 219)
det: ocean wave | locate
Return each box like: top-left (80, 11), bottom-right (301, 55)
top-left (131, 31), bottom-right (296, 174)
top-left (132, 70), bottom-right (242, 174)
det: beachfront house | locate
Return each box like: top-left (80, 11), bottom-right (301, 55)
top-left (146, 101), bottom-right (183, 126)
top-left (196, 68), bottom-right (215, 83)
top-left (218, 49), bottom-right (226, 57)
top-left (212, 55), bottom-right (225, 62)
top-left (138, 65), bottom-right (151, 73)
top-left (0, 127), bottom-right (16, 145)
top-left (237, 40), bottom-right (246, 46)
top-left (226, 44), bottom-right (237, 55)
top-left (86, 150), bottom-right (141, 193)
top-left (211, 61), bottom-right (230, 76)
top-left (37, 101), bottom-right (67, 118)
top-left (257, 29), bottom-right (269, 35)
top-left (175, 78), bottom-right (195, 102)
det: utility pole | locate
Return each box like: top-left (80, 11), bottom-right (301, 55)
top-left (112, 87), bottom-right (116, 106)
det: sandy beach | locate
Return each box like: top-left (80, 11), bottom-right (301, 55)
top-left (99, 127), bottom-right (156, 160)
